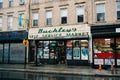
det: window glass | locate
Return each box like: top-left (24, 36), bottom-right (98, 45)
top-left (0, 44), bottom-right (3, 63)
top-left (8, 15), bottom-right (13, 29)
top-left (81, 40), bottom-right (88, 60)
top-left (117, 2), bottom-right (120, 20)
top-left (32, 12), bottom-right (38, 26)
top-left (46, 10), bottom-right (52, 25)
top-left (0, 0), bottom-right (3, 8)
top-left (96, 3), bottom-right (105, 21)
top-left (9, 0), bottom-right (13, 7)
top-left (32, 0), bottom-right (38, 4)
top-left (0, 16), bottom-right (2, 29)
top-left (60, 8), bottom-right (67, 24)
top-left (76, 6), bottom-right (84, 22)
top-left (93, 38), bottom-right (114, 58)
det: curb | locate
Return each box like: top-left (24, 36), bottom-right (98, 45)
top-left (0, 68), bottom-right (120, 77)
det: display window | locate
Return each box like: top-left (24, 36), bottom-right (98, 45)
top-left (116, 38), bottom-right (120, 66)
top-left (93, 38), bottom-right (114, 58)
top-left (81, 40), bottom-right (89, 60)
top-left (66, 39), bottom-right (89, 60)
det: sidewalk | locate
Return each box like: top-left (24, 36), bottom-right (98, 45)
top-left (0, 64), bottom-right (120, 77)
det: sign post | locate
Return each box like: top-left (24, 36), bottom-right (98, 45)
top-left (23, 39), bottom-right (29, 68)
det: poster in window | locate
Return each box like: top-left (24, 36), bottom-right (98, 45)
top-left (37, 48), bottom-right (43, 59)
top-left (73, 47), bottom-right (80, 60)
top-left (117, 59), bottom-right (120, 66)
top-left (43, 48), bottom-right (49, 59)
top-left (50, 50), bottom-right (55, 59)
top-left (105, 59), bottom-right (115, 65)
top-left (81, 47), bottom-right (88, 60)
top-left (94, 59), bottom-right (104, 65)
top-left (66, 48), bottom-right (72, 60)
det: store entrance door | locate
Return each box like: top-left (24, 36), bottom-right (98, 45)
top-left (58, 41), bottom-right (66, 64)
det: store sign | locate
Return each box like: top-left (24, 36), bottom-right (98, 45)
top-left (116, 28), bottom-right (120, 33)
top-left (94, 59), bottom-right (104, 65)
top-left (28, 24), bottom-right (90, 39)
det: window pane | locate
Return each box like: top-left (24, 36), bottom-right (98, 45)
top-left (77, 15), bottom-right (83, 22)
top-left (60, 8), bottom-right (67, 17)
top-left (0, 2), bottom-right (3, 8)
top-left (96, 3), bottom-right (105, 13)
top-left (61, 17), bottom-right (67, 24)
top-left (46, 18), bottom-right (52, 25)
top-left (97, 13), bottom-right (105, 21)
top-left (33, 20), bottom-right (38, 26)
top-left (117, 11), bottom-right (120, 19)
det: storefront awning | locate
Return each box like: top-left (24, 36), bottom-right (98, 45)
top-left (0, 30), bottom-right (27, 42)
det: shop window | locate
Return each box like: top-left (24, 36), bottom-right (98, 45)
top-left (96, 3), bottom-right (105, 22)
top-left (116, 38), bottom-right (120, 66)
top-left (81, 40), bottom-right (89, 60)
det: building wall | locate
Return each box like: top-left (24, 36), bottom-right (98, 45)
top-left (0, 0), bottom-right (27, 31)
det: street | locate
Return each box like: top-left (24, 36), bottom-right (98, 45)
top-left (0, 70), bottom-right (120, 80)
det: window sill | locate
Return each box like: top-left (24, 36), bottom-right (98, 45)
top-left (95, 21), bottom-right (106, 23)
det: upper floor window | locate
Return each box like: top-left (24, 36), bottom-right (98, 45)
top-left (96, 3), bottom-right (105, 22)
top-left (0, 0), bottom-right (3, 9)
top-left (8, 15), bottom-right (13, 29)
top-left (32, 12), bottom-right (38, 27)
top-left (116, 1), bottom-right (120, 20)
top-left (60, 8), bottom-right (67, 24)
top-left (32, 0), bottom-right (38, 4)
top-left (46, 10), bottom-right (52, 26)
top-left (9, 0), bottom-right (13, 7)
top-left (46, 0), bottom-right (52, 2)
top-left (19, 0), bottom-right (25, 5)
top-left (18, 13), bottom-right (24, 27)
top-left (76, 6), bottom-right (84, 23)
top-left (0, 16), bottom-right (2, 29)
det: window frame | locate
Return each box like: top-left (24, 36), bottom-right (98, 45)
top-left (76, 6), bottom-right (85, 23)
top-left (32, 12), bottom-right (38, 27)
top-left (0, 16), bottom-right (2, 29)
top-left (60, 8), bottom-right (68, 24)
top-left (7, 15), bottom-right (13, 29)
top-left (9, 0), bottom-right (13, 7)
top-left (46, 10), bottom-right (52, 26)
top-left (96, 3), bottom-right (105, 22)
top-left (116, 1), bottom-right (120, 20)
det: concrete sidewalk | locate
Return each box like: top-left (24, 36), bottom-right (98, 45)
top-left (0, 64), bottom-right (120, 77)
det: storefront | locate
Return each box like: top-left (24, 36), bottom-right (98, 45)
top-left (0, 30), bottom-right (27, 64)
top-left (28, 24), bottom-right (91, 66)
top-left (91, 24), bottom-right (120, 68)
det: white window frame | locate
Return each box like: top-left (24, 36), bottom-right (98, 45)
top-left (32, 12), bottom-right (38, 27)
top-left (76, 6), bottom-right (84, 23)
top-left (96, 3), bottom-right (105, 22)
top-left (0, 16), bottom-right (2, 29)
top-left (46, 10), bottom-right (52, 26)
top-left (8, 15), bottom-right (13, 29)
top-left (60, 8), bottom-right (68, 24)
top-left (116, 1), bottom-right (120, 20)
